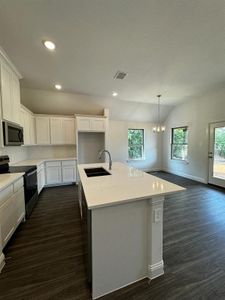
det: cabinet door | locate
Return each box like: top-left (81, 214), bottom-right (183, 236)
top-left (76, 117), bottom-right (91, 131)
top-left (1, 62), bottom-right (12, 122)
top-left (14, 188), bottom-right (25, 225)
top-left (23, 110), bottom-right (31, 145)
top-left (46, 167), bottom-right (62, 185)
top-left (36, 116), bottom-right (50, 144)
top-left (29, 114), bottom-right (36, 145)
top-left (11, 74), bottom-right (21, 125)
top-left (0, 195), bottom-right (15, 248)
top-left (50, 118), bottom-right (63, 144)
top-left (62, 118), bottom-right (75, 144)
top-left (38, 167), bottom-right (45, 193)
top-left (90, 118), bottom-right (105, 131)
top-left (62, 166), bottom-right (76, 183)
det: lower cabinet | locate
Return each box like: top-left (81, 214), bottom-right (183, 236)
top-left (0, 178), bottom-right (25, 248)
top-left (37, 163), bottom-right (45, 194)
top-left (45, 160), bottom-right (77, 186)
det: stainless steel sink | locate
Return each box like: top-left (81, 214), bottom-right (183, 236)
top-left (84, 167), bottom-right (111, 177)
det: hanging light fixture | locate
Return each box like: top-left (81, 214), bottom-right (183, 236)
top-left (153, 95), bottom-right (165, 133)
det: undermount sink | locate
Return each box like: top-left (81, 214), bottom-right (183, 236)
top-left (84, 167), bottom-right (111, 177)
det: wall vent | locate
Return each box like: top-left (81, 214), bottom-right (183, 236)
top-left (114, 71), bottom-right (127, 80)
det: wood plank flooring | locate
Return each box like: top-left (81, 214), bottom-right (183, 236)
top-left (0, 173), bottom-right (225, 299)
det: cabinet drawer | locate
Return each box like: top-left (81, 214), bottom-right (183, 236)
top-left (0, 184), bottom-right (13, 206)
top-left (45, 161), bottom-right (61, 167)
top-left (13, 177), bottom-right (24, 193)
top-left (62, 160), bottom-right (76, 166)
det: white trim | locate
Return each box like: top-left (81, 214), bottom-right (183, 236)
top-left (162, 168), bottom-right (207, 184)
top-left (0, 46), bottom-right (22, 79)
top-left (93, 276), bottom-right (146, 299)
top-left (148, 260), bottom-right (164, 279)
top-left (0, 253), bottom-right (5, 273)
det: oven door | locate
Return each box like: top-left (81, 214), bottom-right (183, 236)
top-left (24, 169), bottom-right (38, 204)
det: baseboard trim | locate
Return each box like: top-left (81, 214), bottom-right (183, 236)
top-left (148, 260), bottom-right (164, 279)
top-left (162, 168), bottom-right (207, 184)
top-left (0, 253), bottom-right (5, 273)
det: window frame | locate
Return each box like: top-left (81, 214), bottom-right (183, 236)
top-left (171, 126), bottom-right (188, 161)
top-left (128, 128), bottom-right (145, 160)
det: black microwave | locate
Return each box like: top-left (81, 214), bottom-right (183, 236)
top-left (3, 121), bottom-right (24, 146)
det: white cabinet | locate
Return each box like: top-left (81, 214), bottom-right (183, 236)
top-left (76, 116), bottom-right (106, 132)
top-left (37, 163), bottom-right (45, 194)
top-left (36, 116), bottom-right (50, 144)
top-left (45, 160), bottom-right (76, 186)
top-left (14, 188), bottom-right (25, 225)
top-left (0, 61), bottom-right (21, 125)
top-left (62, 118), bottom-right (75, 144)
top-left (20, 107), bottom-right (36, 145)
top-left (0, 177), bottom-right (25, 248)
top-left (0, 195), bottom-right (15, 247)
top-left (30, 115), bottom-right (36, 145)
top-left (62, 160), bottom-right (76, 183)
top-left (50, 118), bottom-right (63, 144)
top-left (45, 161), bottom-right (62, 185)
top-left (50, 117), bottom-right (75, 145)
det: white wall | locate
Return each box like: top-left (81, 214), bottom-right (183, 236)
top-left (109, 120), bottom-right (162, 171)
top-left (162, 87), bottom-right (225, 183)
top-left (21, 88), bottom-right (173, 123)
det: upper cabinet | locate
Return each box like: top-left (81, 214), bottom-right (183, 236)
top-left (76, 116), bottom-right (106, 132)
top-left (50, 117), bottom-right (75, 145)
top-left (36, 116), bottom-right (50, 145)
top-left (35, 115), bottom-right (75, 145)
top-left (0, 58), bottom-right (21, 125)
top-left (20, 106), bottom-right (36, 145)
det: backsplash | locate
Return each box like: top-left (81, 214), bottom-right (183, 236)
top-left (0, 146), bottom-right (28, 164)
top-left (27, 146), bottom-right (76, 159)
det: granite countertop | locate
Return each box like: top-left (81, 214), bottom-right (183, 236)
top-left (78, 162), bottom-right (185, 209)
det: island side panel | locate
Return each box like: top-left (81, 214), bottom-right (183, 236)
top-left (147, 196), bottom-right (164, 279)
top-left (91, 200), bottom-right (148, 299)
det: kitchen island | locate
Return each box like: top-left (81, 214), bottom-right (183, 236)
top-left (78, 162), bottom-right (185, 299)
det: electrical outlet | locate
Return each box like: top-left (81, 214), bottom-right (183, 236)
top-left (154, 208), bottom-right (162, 223)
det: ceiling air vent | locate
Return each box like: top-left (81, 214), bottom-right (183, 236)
top-left (114, 71), bottom-right (127, 80)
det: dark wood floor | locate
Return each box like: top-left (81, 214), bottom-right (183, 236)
top-left (1, 173), bottom-right (225, 299)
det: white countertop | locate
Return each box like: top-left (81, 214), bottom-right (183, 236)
top-left (0, 173), bottom-right (24, 192)
top-left (12, 157), bottom-right (77, 167)
top-left (78, 162), bottom-right (185, 209)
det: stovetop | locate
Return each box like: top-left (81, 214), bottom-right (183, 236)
top-left (9, 165), bottom-right (37, 174)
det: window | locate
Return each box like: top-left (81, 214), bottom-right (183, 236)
top-left (171, 127), bottom-right (188, 160)
top-left (128, 129), bottom-right (144, 159)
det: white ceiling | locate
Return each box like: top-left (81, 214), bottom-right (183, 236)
top-left (0, 0), bottom-right (224, 106)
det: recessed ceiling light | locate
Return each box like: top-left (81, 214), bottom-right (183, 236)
top-left (112, 92), bottom-right (118, 97)
top-left (55, 84), bottom-right (62, 90)
top-left (43, 40), bottom-right (56, 51)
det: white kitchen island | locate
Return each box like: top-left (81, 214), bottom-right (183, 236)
top-left (78, 162), bottom-right (185, 299)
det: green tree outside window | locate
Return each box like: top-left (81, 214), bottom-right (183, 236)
top-left (128, 129), bottom-right (144, 159)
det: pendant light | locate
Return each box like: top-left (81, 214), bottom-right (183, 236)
top-left (153, 95), bottom-right (165, 133)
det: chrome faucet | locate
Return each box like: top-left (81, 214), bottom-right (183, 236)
top-left (98, 149), bottom-right (112, 170)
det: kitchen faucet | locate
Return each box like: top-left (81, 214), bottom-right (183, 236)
top-left (98, 149), bottom-right (112, 170)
